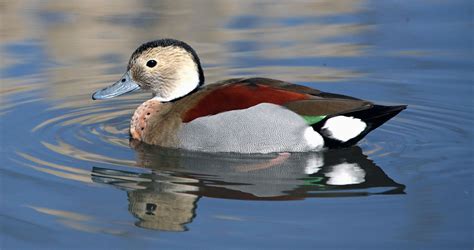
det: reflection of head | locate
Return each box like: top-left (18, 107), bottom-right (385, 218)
top-left (128, 188), bottom-right (198, 231)
top-left (91, 167), bottom-right (199, 232)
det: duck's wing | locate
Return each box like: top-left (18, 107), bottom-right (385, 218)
top-left (181, 77), bottom-right (372, 123)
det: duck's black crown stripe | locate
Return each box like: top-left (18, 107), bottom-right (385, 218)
top-left (129, 38), bottom-right (205, 86)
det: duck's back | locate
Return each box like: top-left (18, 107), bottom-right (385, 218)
top-left (179, 78), bottom-right (371, 123)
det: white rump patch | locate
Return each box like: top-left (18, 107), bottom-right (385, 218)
top-left (303, 127), bottom-right (324, 150)
top-left (322, 116), bottom-right (366, 142)
top-left (325, 163), bottom-right (365, 185)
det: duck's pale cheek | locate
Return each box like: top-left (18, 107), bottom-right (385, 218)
top-left (153, 63), bottom-right (200, 102)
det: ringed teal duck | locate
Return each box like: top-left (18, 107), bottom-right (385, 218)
top-left (92, 39), bottom-right (406, 154)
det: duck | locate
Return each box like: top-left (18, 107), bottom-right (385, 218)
top-left (92, 38), bottom-right (406, 154)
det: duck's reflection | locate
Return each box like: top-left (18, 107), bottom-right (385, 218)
top-left (91, 144), bottom-right (404, 231)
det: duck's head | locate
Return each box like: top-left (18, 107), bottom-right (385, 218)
top-left (92, 39), bottom-right (204, 102)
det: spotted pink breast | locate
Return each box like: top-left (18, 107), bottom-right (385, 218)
top-left (130, 99), bottom-right (161, 140)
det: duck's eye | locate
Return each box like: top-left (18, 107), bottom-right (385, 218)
top-left (146, 60), bottom-right (157, 68)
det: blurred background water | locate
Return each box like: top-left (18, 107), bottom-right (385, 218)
top-left (0, 0), bottom-right (472, 249)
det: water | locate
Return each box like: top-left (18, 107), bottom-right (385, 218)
top-left (1, 0), bottom-right (472, 249)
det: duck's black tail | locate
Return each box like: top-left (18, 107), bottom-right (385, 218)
top-left (313, 105), bottom-right (407, 148)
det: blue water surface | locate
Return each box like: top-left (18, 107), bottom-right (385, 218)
top-left (0, 0), bottom-right (472, 249)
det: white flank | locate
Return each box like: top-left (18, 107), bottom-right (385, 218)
top-left (303, 127), bottom-right (324, 150)
top-left (325, 163), bottom-right (365, 185)
top-left (322, 116), bottom-right (366, 142)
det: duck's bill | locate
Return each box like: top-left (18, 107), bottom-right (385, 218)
top-left (92, 71), bottom-right (140, 100)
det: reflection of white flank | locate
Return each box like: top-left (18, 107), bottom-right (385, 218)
top-left (322, 116), bottom-right (366, 142)
top-left (304, 153), bottom-right (324, 174)
top-left (325, 163), bottom-right (365, 185)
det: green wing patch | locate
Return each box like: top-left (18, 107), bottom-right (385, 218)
top-left (302, 115), bottom-right (326, 125)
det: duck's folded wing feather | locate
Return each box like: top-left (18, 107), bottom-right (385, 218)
top-left (284, 99), bottom-right (372, 117)
top-left (181, 77), bottom-right (371, 122)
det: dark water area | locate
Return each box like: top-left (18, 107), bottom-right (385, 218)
top-left (1, 0), bottom-right (472, 249)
